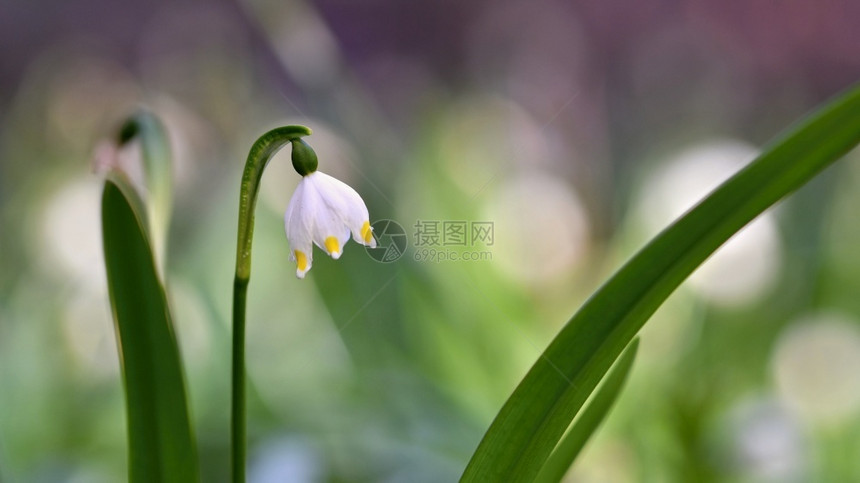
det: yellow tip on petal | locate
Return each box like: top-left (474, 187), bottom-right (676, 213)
top-left (295, 250), bottom-right (308, 273)
top-left (324, 236), bottom-right (341, 258)
top-left (361, 221), bottom-right (373, 243)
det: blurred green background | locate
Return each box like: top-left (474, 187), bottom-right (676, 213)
top-left (3, 0), bottom-right (860, 481)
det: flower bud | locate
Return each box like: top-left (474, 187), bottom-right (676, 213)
top-left (291, 138), bottom-right (318, 175)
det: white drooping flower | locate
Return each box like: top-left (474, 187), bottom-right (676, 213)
top-left (284, 171), bottom-right (376, 278)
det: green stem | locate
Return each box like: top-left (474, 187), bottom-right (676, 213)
top-left (231, 125), bottom-right (312, 483)
top-left (231, 276), bottom-right (248, 483)
top-left (118, 110), bottom-right (173, 272)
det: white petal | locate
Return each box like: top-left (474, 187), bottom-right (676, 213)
top-left (304, 173), bottom-right (351, 258)
top-left (284, 179), bottom-right (314, 277)
top-left (313, 171), bottom-right (376, 247)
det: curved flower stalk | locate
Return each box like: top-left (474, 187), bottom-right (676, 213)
top-left (231, 126), bottom-right (374, 482)
top-left (94, 110), bottom-right (173, 272)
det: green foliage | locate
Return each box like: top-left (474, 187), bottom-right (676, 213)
top-left (100, 111), bottom-right (198, 482)
top-left (535, 339), bottom-right (639, 483)
top-left (94, 83), bottom-right (860, 483)
top-left (102, 179), bottom-right (199, 482)
top-left (462, 83), bottom-right (860, 481)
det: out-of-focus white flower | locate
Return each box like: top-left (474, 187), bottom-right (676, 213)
top-left (284, 171), bottom-right (376, 278)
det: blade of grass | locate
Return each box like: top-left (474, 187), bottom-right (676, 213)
top-left (102, 179), bottom-right (199, 482)
top-left (461, 82), bottom-right (860, 481)
top-left (534, 338), bottom-right (639, 483)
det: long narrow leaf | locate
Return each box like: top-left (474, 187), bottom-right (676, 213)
top-left (462, 83), bottom-right (860, 481)
top-left (534, 339), bottom-right (639, 483)
top-left (102, 180), bottom-right (199, 482)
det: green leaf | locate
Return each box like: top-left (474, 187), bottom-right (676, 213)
top-left (534, 339), bottom-right (639, 483)
top-left (102, 179), bottom-right (199, 482)
top-left (462, 82), bottom-right (860, 481)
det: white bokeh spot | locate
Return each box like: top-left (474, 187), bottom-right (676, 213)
top-left (635, 140), bottom-right (782, 306)
top-left (772, 312), bottom-right (860, 426)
